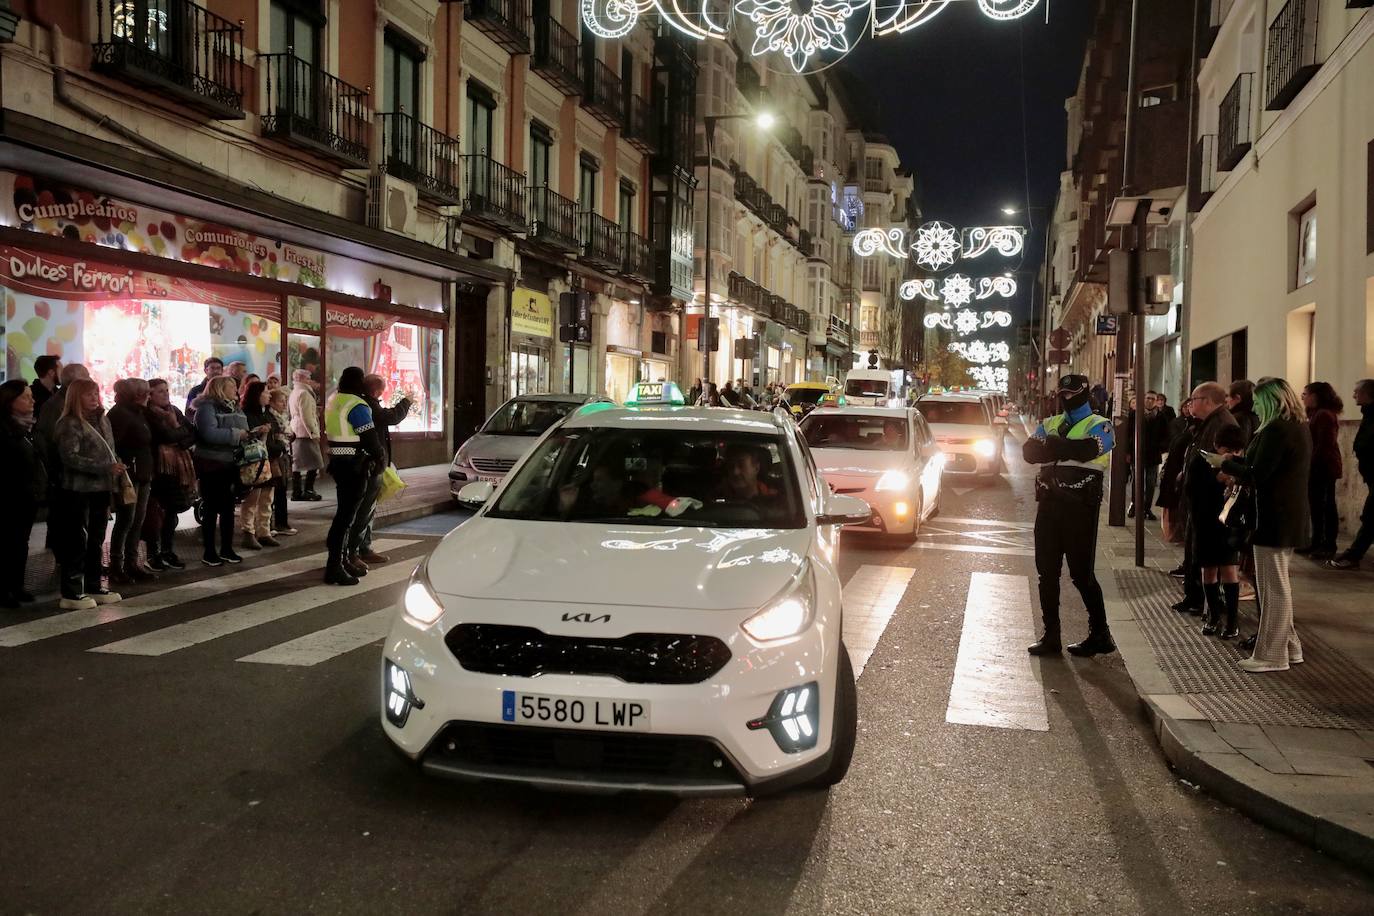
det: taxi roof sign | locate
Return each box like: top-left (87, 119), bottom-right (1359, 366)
top-left (626, 380), bottom-right (686, 406)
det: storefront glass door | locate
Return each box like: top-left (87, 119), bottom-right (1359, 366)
top-left (509, 343), bottom-right (549, 396)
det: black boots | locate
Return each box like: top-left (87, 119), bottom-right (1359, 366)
top-left (1201, 583), bottom-right (1224, 635)
top-left (325, 554), bottom-right (359, 586)
top-left (1067, 631), bottom-right (1117, 656)
top-left (1028, 632), bottom-right (1062, 656)
top-left (293, 470), bottom-right (323, 501)
top-left (292, 472), bottom-right (304, 501)
top-left (1220, 582), bottom-right (1240, 639)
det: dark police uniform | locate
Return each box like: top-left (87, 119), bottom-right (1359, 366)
top-left (1022, 375), bottom-right (1117, 656)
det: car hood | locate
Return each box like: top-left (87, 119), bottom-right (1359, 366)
top-left (810, 448), bottom-right (908, 477)
top-left (458, 432), bottom-right (540, 462)
top-left (927, 423), bottom-right (994, 439)
top-left (428, 519), bottom-right (810, 610)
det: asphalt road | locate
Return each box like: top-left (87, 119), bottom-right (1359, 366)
top-left (2, 436), bottom-right (1371, 915)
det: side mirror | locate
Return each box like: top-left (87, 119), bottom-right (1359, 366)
top-left (816, 492), bottom-right (872, 527)
top-left (456, 480), bottom-right (495, 508)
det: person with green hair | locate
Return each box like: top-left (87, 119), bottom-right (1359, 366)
top-left (1204, 377), bottom-right (1311, 672)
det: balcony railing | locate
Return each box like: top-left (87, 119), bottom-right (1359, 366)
top-left (796, 228), bottom-right (814, 258)
top-left (579, 211), bottom-right (623, 271)
top-left (582, 59), bottom-right (624, 128)
top-left (728, 271), bottom-right (768, 313)
top-left (621, 230), bottom-right (653, 281)
top-left (380, 112), bottom-right (461, 205)
top-left (261, 52), bottom-right (369, 166)
top-left (462, 153), bottom-right (528, 230)
top-left (764, 202), bottom-right (789, 235)
top-left (532, 17), bottom-right (580, 96)
top-left (464, 0), bottom-right (532, 55)
top-left (1203, 0), bottom-right (1236, 55)
top-left (1217, 72), bottom-right (1253, 171)
top-left (796, 309), bottom-right (811, 335)
top-left (799, 145), bottom-right (815, 177)
top-left (858, 329), bottom-right (880, 350)
top-left (735, 59), bottom-right (763, 107)
top-left (528, 185), bottom-right (580, 253)
top-left (92, 0), bottom-right (245, 118)
top-left (624, 94), bottom-right (658, 154)
top-left (1265, 0), bottom-right (1321, 110)
top-left (1193, 134), bottom-right (1219, 211)
top-left (766, 294), bottom-right (786, 322)
top-left (827, 314), bottom-right (854, 348)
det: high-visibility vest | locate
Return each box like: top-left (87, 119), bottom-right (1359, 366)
top-left (1043, 411), bottom-right (1112, 472)
top-left (325, 392), bottom-right (367, 456)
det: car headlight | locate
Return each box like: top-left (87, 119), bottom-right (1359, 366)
top-left (403, 562), bottom-right (445, 628)
top-left (974, 438), bottom-right (998, 458)
top-left (742, 564), bottom-right (815, 642)
top-left (875, 469), bottom-right (911, 491)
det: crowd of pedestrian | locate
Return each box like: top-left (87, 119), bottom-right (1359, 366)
top-left (1154, 373), bottom-right (1374, 673)
top-left (688, 377), bottom-right (791, 411)
top-left (2, 356), bottom-right (413, 610)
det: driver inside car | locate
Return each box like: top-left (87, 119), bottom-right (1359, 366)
top-left (714, 444), bottom-right (777, 504)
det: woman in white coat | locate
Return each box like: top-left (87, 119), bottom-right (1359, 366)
top-left (288, 369), bottom-right (324, 500)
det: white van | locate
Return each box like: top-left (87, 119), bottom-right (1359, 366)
top-left (843, 369), bottom-right (898, 407)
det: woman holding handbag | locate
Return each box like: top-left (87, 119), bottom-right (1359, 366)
top-left (52, 378), bottom-right (126, 609)
top-left (144, 378), bottom-right (197, 571)
top-left (240, 380), bottom-right (282, 550)
top-left (107, 378), bottom-right (158, 585)
top-left (194, 375), bottom-right (250, 567)
top-left (267, 386), bottom-right (297, 536)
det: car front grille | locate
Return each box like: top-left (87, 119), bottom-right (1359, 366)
top-left (445, 624), bottom-right (732, 685)
top-left (469, 456), bottom-right (517, 475)
top-left (427, 721), bottom-right (743, 783)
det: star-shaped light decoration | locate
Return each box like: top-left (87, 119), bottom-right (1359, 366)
top-left (735, 0), bottom-right (862, 73)
top-left (942, 274), bottom-right (975, 309)
top-left (913, 220), bottom-right (961, 270)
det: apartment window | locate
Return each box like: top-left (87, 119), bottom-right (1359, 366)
top-left (1139, 84), bottom-right (1176, 108)
top-left (579, 155), bottom-right (599, 212)
top-left (382, 30), bottom-right (423, 115)
top-left (1295, 203), bottom-right (1317, 288)
top-left (530, 122), bottom-right (552, 188)
top-left (618, 180), bottom-right (636, 232)
top-left (466, 81), bottom-right (495, 155)
top-left (865, 158), bottom-right (881, 180)
top-left (269, 0), bottom-right (321, 63)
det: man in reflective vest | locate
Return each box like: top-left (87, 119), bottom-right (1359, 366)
top-left (1023, 374), bottom-right (1117, 657)
top-left (323, 366), bottom-right (386, 586)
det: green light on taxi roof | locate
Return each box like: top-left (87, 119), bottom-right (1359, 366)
top-left (575, 401), bottom-right (617, 416)
top-left (626, 380), bottom-right (685, 407)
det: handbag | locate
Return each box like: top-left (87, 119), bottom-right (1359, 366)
top-left (378, 464), bottom-right (407, 504)
top-left (235, 435), bottom-right (273, 488)
top-left (86, 419), bottom-right (137, 507)
top-left (1220, 484), bottom-right (1256, 549)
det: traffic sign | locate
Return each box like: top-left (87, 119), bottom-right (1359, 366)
top-left (1047, 349), bottom-right (1070, 365)
top-left (1049, 327), bottom-right (1071, 349)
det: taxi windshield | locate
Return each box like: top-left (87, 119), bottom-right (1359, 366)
top-left (483, 399), bottom-right (580, 436)
top-left (917, 401), bottom-right (988, 425)
top-left (488, 427), bottom-right (806, 528)
top-left (786, 387), bottom-right (828, 406)
top-left (844, 378), bottom-right (889, 398)
top-left (801, 415), bottom-right (908, 451)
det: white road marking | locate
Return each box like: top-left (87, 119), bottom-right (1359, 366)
top-left (238, 608), bottom-right (394, 667)
top-left (935, 516), bottom-right (1036, 530)
top-left (89, 562), bottom-right (416, 657)
top-left (842, 565), bottom-right (916, 677)
top-left (910, 541), bottom-right (1036, 558)
top-left (0, 540), bottom-right (418, 648)
top-left (945, 572), bottom-right (1049, 731)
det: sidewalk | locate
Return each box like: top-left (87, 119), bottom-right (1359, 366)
top-left (19, 464), bottom-right (455, 596)
top-left (1098, 514), bottom-right (1374, 871)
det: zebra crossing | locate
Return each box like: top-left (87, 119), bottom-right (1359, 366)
top-left (1, 542), bottom-right (1051, 733)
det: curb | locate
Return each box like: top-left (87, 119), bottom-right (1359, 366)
top-left (1100, 558), bottom-right (1374, 874)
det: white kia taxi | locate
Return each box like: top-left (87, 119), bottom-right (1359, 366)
top-left (382, 382), bottom-right (870, 796)
top-left (915, 392), bottom-right (1006, 477)
top-left (799, 406), bottom-right (944, 544)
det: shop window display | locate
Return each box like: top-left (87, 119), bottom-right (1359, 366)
top-left (325, 304), bottom-right (443, 433)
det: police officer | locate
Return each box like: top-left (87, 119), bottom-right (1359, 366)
top-left (323, 366), bottom-right (385, 586)
top-left (1023, 374), bottom-right (1117, 657)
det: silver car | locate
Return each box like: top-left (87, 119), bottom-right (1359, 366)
top-left (449, 393), bottom-right (612, 498)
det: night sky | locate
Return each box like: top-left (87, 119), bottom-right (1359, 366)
top-left (838, 0), bottom-right (1098, 324)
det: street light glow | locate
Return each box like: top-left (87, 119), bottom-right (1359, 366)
top-left (756, 111), bottom-right (777, 130)
top-left (1002, 206), bottom-right (1018, 216)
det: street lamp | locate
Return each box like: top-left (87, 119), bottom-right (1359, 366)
top-left (702, 110), bottom-right (773, 385)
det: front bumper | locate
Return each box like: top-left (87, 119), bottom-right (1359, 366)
top-left (381, 598), bottom-right (841, 795)
top-left (833, 486), bottom-right (915, 535)
top-left (938, 445), bottom-right (997, 475)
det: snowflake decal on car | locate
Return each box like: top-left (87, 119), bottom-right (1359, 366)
top-left (942, 275), bottom-right (976, 309)
top-left (736, 0), bottom-right (863, 73)
top-left (913, 220), bottom-right (961, 270)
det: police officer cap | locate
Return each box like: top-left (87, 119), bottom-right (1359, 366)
top-left (1058, 374), bottom-right (1091, 397)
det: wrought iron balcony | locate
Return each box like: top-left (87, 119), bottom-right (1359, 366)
top-left (462, 153), bottom-right (528, 230)
top-left (92, 0), bottom-right (245, 118)
top-left (532, 17), bottom-right (580, 96)
top-left (728, 271), bottom-right (767, 313)
top-left (464, 0), bottom-right (531, 55)
top-left (579, 211), bottom-right (623, 271)
top-left (1217, 72), bottom-right (1253, 170)
top-left (621, 230), bottom-right (653, 281)
top-left (827, 314), bottom-right (854, 348)
top-left (582, 59), bottom-right (624, 128)
top-left (766, 294), bottom-right (786, 322)
top-left (796, 309), bottom-right (811, 335)
top-left (380, 112), bottom-right (461, 205)
top-left (795, 229), bottom-right (814, 258)
top-left (624, 94), bottom-right (658, 154)
top-left (1265, 0), bottom-right (1321, 110)
top-left (764, 202), bottom-right (789, 235)
top-left (779, 125), bottom-right (804, 165)
top-left (261, 52), bottom-right (369, 166)
top-left (1193, 135), bottom-right (1218, 211)
top-left (799, 145), bottom-right (815, 177)
top-left (528, 185), bottom-right (580, 253)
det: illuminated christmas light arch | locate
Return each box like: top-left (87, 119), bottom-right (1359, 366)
top-left (579, 0), bottom-right (1042, 73)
